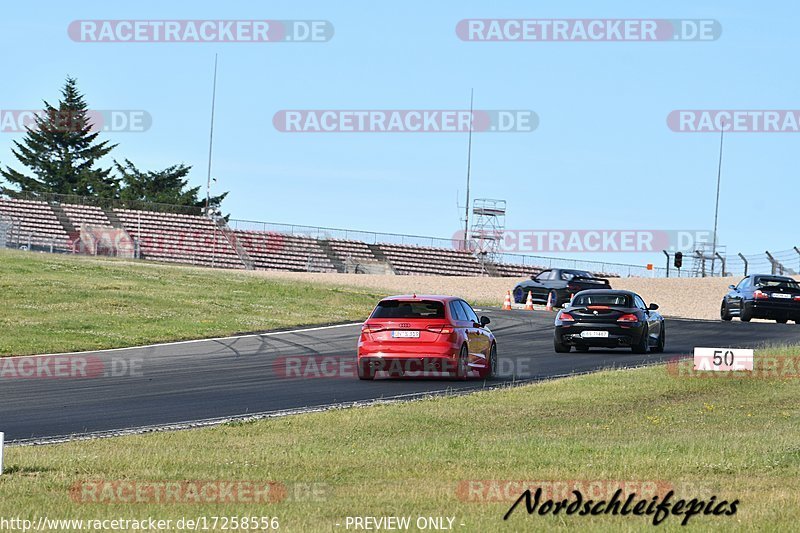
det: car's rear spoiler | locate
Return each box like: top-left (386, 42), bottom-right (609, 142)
top-left (572, 275), bottom-right (611, 284)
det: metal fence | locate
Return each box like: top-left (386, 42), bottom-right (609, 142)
top-left (2, 191), bottom-right (203, 215)
top-left (3, 231), bottom-right (67, 253)
top-left (491, 251), bottom-right (668, 278)
top-left (228, 219), bottom-right (458, 248)
top-left (226, 219), bottom-right (670, 277)
top-left (0, 215), bottom-right (11, 249)
top-left (728, 248), bottom-right (799, 277)
top-left (657, 248), bottom-right (800, 278)
top-left (1, 191), bottom-right (797, 279)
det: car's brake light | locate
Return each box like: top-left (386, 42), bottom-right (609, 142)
top-left (587, 305), bottom-right (611, 310)
top-left (426, 325), bottom-right (454, 334)
top-left (794, 295), bottom-right (800, 302)
top-left (617, 313), bottom-right (639, 322)
top-left (753, 290), bottom-right (769, 300)
top-left (361, 324), bottom-right (385, 333)
top-left (559, 312), bottom-right (575, 322)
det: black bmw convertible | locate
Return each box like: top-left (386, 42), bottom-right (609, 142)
top-left (553, 289), bottom-right (665, 354)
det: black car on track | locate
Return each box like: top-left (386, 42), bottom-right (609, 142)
top-left (553, 289), bottom-right (665, 354)
top-left (513, 268), bottom-right (611, 307)
top-left (720, 274), bottom-right (800, 323)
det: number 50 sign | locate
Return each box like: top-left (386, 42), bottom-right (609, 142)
top-left (694, 347), bottom-right (754, 371)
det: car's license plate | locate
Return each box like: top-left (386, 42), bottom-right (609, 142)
top-left (581, 330), bottom-right (609, 338)
top-left (392, 330), bottom-right (420, 338)
top-left (772, 293), bottom-right (792, 299)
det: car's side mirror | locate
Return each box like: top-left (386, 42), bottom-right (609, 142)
top-left (728, 285), bottom-right (736, 290)
top-left (648, 303), bottom-right (659, 311)
top-left (480, 316), bottom-right (491, 327)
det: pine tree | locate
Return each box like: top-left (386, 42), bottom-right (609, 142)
top-left (115, 159), bottom-right (227, 210)
top-left (0, 77), bottom-right (118, 197)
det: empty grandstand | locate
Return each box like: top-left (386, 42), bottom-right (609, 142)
top-left (0, 194), bottom-right (710, 277)
top-left (234, 230), bottom-right (336, 273)
top-left (0, 197), bottom-right (72, 251)
top-left (377, 243), bottom-right (484, 276)
top-left (61, 203), bottom-right (114, 228)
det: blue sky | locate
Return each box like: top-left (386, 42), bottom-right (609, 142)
top-left (1, 0), bottom-right (797, 267)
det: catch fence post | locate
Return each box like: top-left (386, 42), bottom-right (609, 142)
top-left (794, 247), bottom-right (800, 273)
top-left (714, 253), bottom-right (726, 277)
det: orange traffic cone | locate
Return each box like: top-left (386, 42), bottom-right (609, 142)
top-left (502, 290), bottom-right (512, 311)
top-left (545, 291), bottom-right (554, 312)
top-left (524, 291), bottom-right (534, 311)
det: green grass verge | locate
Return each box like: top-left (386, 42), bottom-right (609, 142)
top-left (0, 250), bottom-right (383, 356)
top-left (2, 351), bottom-right (798, 531)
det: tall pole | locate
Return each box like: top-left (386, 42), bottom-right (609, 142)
top-left (463, 89), bottom-right (474, 251)
top-left (710, 121), bottom-right (724, 276)
top-left (205, 54), bottom-right (218, 215)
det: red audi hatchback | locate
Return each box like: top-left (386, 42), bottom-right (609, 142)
top-left (357, 295), bottom-right (497, 380)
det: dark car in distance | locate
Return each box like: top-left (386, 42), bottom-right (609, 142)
top-left (720, 274), bottom-right (800, 323)
top-left (553, 290), bottom-right (665, 354)
top-left (514, 268), bottom-right (611, 307)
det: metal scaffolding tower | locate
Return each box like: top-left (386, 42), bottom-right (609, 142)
top-left (469, 199), bottom-right (506, 262)
top-left (692, 242), bottom-right (728, 277)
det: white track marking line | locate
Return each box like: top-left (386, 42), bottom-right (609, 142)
top-left (2, 322), bottom-right (363, 360)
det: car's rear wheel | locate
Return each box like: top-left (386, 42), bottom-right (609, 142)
top-left (357, 359), bottom-right (375, 380)
top-left (740, 304), bottom-right (753, 322)
top-left (554, 335), bottom-right (571, 353)
top-left (631, 325), bottom-right (649, 354)
top-left (513, 287), bottom-right (524, 304)
top-left (453, 345), bottom-right (469, 380)
top-left (480, 344), bottom-right (497, 379)
top-left (720, 300), bottom-right (732, 321)
top-left (652, 323), bottom-right (665, 353)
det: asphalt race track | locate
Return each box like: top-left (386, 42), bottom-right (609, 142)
top-left (2, 310), bottom-right (798, 442)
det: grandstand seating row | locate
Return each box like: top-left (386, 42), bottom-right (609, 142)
top-left (233, 230), bottom-right (337, 273)
top-left (0, 198), bottom-right (72, 249)
top-left (494, 263), bottom-right (544, 278)
top-left (377, 243), bottom-right (484, 276)
top-left (327, 239), bottom-right (377, 263)
top-left (61, 204), bottom-right (113, 228)
top-left (0, 197), bottom-right (564, 277)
